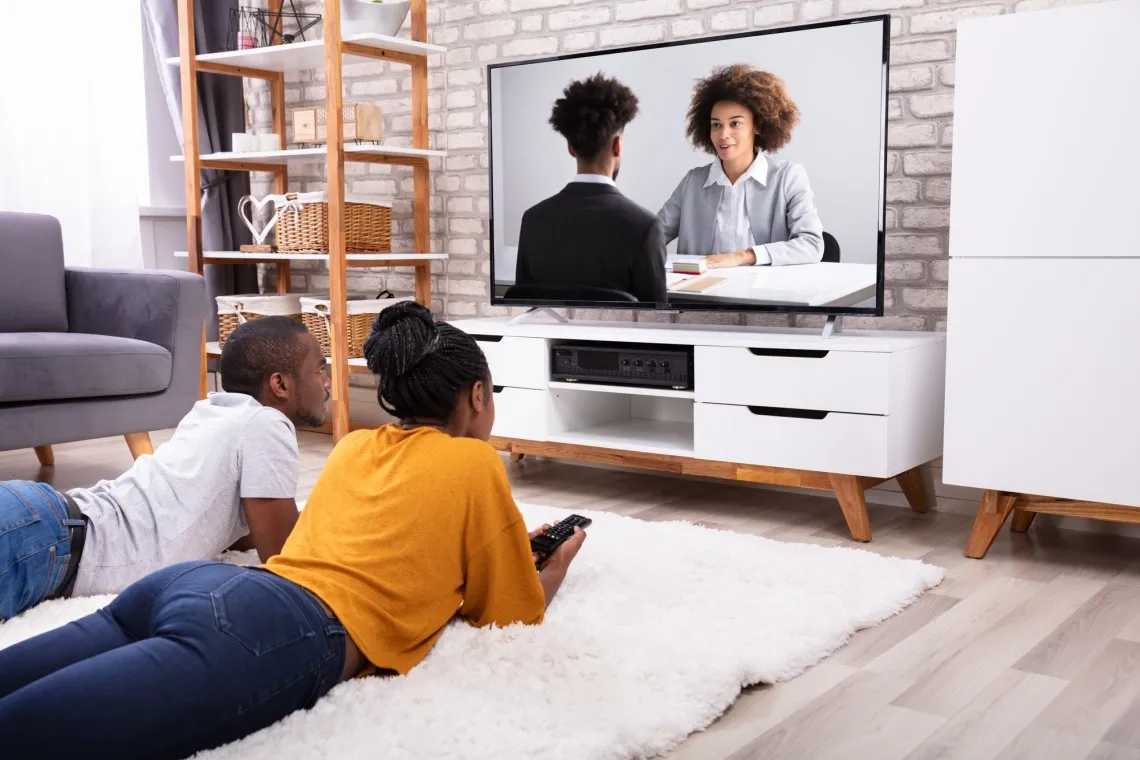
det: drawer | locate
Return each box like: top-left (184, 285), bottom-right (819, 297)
top-left (473, 336), bottom-right (548, 390)
top-left (491, 387), bottom-right (548, 441)
top-left (694, 402), bottom-right (890, 477)
top-left (695, 346), bottom-right (890, 414)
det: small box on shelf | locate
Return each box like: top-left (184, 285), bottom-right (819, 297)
top-left (292, 104), bottom-right (384, 145)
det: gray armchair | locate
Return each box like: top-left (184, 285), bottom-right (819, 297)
top-left (0, 211), bottom-right (206, 464)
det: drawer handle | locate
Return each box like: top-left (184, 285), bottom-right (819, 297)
top-left (747, 406), bottom-right (830, 420)
top-left (471, 334), bottom-right (505, 343)
top-left (747, 348), bottom-right (829, 358)
top-left (493, 385), bottom-right (505, 394)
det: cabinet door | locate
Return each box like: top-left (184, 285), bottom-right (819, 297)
top-left (951, 3), bottom-right (1140, 260)
top-left (943, 258), bottom-right (1140, 506)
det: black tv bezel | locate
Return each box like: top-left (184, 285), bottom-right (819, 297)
top-left (485, 14), bottom-right (891, 317)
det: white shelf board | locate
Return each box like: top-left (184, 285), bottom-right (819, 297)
top-left (176, 251), bottom-right (447, 262)
top-left (164, 34), bottom-right (444, 72)
top-left (207, 341), bottom-right (368, 369)
top-left (550, 419), bottom-right (694, 457)
top-left (547, 381), bottom-right (695, 400)
top-left (172, 144), bottom-right (445, 165)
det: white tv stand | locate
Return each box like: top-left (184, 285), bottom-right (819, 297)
top-left (452, 316), bottom-right (947, 542)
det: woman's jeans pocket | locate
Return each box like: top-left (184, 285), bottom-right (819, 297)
top-left (210, 570), bottom-right (316, 656)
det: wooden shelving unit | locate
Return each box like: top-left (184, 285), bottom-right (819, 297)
top-left (173, 0), bottom-right (443, 441)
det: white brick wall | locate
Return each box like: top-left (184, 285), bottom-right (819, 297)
top-left (246, 0), bottom-right (1117, 333)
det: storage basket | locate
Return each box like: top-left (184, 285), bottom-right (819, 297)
top-left (274, 192), bottom-right (392, 253)
top-left (216, 293), bottom-right (307, 346)
top-left (301, 293), bottom-right (414, 358)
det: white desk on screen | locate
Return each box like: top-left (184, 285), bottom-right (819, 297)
top-left (665, 261), bottom-right (877, 307)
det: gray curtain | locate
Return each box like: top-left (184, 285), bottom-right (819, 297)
top-left (143, 0), bottom-right (259, 342)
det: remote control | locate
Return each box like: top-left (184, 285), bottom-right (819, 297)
top-left (531, 514), bottom-right (592, 567)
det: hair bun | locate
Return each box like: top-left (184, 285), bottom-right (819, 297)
top-left (362, 301), bottom-right (440, 377)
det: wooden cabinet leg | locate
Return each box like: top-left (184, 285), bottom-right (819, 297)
top-left (124, 433), bottom-right (154, 460)
top-left (1010, 508), bottom-right (1037, 533)
top-left (34, 446), bottom-right (55, 467)
top-left (829, 474), bottom-right (872, 542)
top-left (965, 490), bottom-right (1020, 559)
top-left (896, 466), bottom-right (930, 513)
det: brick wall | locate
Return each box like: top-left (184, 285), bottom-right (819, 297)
top-left (247, 0), bottom-right (1106, 335)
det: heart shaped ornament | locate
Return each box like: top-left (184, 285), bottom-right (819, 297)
top-left (237, 194), bottom-right (279, 246)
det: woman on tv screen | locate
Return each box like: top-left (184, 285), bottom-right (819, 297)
top-left (657, 64), bottom-right (825, 269)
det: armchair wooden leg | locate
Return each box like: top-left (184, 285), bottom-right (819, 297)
top-left (1010, 508), bottom-right (1037, 533)
top-left (34, 446), bottom-right (55, 467)
top-left (124, 433), bottom-right (154, 460)
top-left (965, 490), bottom-right (1021, 559)
top-left (896, 466), bottom-right (930, 513)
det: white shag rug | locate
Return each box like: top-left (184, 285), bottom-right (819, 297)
top-left (0, 503), bottom-right (943, 760)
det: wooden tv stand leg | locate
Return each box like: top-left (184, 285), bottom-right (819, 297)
top-left (1010, 508), bottom-right (1037, 533)
top-left (896, 466), bottom-right (930, 513)
top-left (965, 489), bottom-right (1020, 559)
top-left (829, 474), bottom-right (872, 543)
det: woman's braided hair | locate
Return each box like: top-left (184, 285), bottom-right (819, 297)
top-left (363, 301), bottom-right (490, 421)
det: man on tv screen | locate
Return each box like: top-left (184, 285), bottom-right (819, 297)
top-left (513, 73), bottom-right (667, 303)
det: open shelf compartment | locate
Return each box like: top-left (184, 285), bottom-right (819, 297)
top-left (546, 387), bottom-right (695, 457)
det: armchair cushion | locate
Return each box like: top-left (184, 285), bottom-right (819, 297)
top-left (0, 333), bottom-right (171, 403)
top-left (65, 268), bottom-right (188, 351)
top-left (0, 212), bottom-right (68, 332)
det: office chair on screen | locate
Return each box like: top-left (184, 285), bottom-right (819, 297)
top-left (504, 283), bottom-right (639, 302)
top-left (822, 231), bottom-right (841, 263)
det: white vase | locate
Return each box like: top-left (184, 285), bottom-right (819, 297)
top-left (340, 0), bottom-right (412, 38)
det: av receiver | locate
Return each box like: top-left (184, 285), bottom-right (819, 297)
top-left (550, 342), bottom-right (693, 390)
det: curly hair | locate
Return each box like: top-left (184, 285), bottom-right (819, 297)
top-left (363, 301), bottom-right (490, 422)
top-left (549, 73), bottom-right (639, 162)
top-left (685, 64), bottom-right (800, 155)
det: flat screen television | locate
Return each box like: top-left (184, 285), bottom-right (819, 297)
top-left (487, 15), bottom-right (890, 316)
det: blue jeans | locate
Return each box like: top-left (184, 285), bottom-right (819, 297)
top-left (0, 561), bottom-right (347, 760)
top-left (0, 481), bottom-right (74, 620)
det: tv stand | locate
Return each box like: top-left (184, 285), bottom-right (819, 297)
top-left (507, 307), bottom-right (568, 326)
top-left (455, 317), bottom-right (947, 542)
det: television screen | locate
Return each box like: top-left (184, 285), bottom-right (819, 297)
top-left (487, 16), bottom-right (889, 315)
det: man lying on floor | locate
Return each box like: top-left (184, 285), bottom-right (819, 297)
top-left (0, 302), bottom-right (586, 760)
top-left (0, 316), bottom-right (331, 620)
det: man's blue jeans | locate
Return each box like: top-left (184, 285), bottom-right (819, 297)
top-left (0, 561), bottom-right (348, 760)
top-left (0, 481), bottom-right (73, 620)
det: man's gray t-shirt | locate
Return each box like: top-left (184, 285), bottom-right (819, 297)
top-left (70, 393), bottom-right (299, 596)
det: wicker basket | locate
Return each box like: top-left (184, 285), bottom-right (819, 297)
top-left (216, 293), bottom-right (307, 347)
top-left (274, 192), bottom-right (392, 253)
top-left (301, 294), bottom-right (414, 358)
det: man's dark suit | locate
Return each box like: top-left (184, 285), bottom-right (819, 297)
top-left (514, 182), bottom-right (667, 303)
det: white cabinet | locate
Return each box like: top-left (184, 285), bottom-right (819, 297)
top-left (945, 2), bottom-right (1140, 528)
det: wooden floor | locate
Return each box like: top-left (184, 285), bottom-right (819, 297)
top-left (6, 432), bottom-right (1140, 760)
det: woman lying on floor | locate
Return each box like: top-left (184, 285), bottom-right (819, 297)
top-left (0, 302), bottom-right (587, 760)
